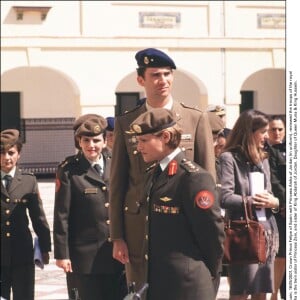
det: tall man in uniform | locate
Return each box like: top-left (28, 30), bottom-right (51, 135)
top-left (109, 48), bottom-right (217, 293)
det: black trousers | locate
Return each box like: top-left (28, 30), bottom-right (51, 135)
top-left (69, 272), bottom-right (127, 300)
top-left (1, 264), bottom-right (34, 300)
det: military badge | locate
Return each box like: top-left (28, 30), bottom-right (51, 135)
top-left (160, 196), bottom-right (172, 202)
top-left (55, 178), bottom-right (61, 193)
top-left (195, 190), bottom-right (214, 209)
top-left (132, 124), bottom-right (142, 134)
top-left (168, 160), bottom-right (177, 176)
top-left (93, 125), bottom-right (101, 134)
top-left (144, 56), bottom-right (150, 65)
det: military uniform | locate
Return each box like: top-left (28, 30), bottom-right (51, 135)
top-left (120, 108), bottom-right (224, 299)
top-left (109, 48), bottom-right (216, 292)
top-left (110, 101), bottom-right (215, 287)
top-left (1, 168), bottom-right (51, 300)
top-left (53, 151), bottom-right (124, 300)
top-left (145, 153), bottom-right (224, 300)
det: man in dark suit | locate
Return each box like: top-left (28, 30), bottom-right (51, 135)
top-left (109, 48), bottom-right (217, 293)
top-left (126, 108), bottom-right (224, 299)
top-left (53, 115), bottom-right (124, 300)
top-left (1, 129), bottom-right (51, 300)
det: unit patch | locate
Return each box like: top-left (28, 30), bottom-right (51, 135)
top-left (55, 178), bottom-right (61, 193)
top-left (195, 190), bottom-right (214, 209)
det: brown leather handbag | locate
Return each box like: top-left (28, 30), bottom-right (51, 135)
top-left (223, 197), bottom-right (267, 264)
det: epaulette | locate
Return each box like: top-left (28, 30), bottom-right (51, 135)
top-left (120, 102), bottom-right (144, 116)
top-left (179, 102), bottom-right (204, 113)
top-left (19, 169), bottom-right (35, 176)
top-left (145, 162), bottom-right (157, 173)
top-left (180, 158), bottom-right (200, 173)
top-left (58, 153), bottom-right (81, 168)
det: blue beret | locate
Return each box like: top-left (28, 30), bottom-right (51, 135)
top-left (106, 117), bottom-right (115, 131)
top-left (135, 48), bottom-right (176, 69)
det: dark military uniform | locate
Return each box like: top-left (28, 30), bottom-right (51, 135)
top-left (144, 152), bottom-right (224, 300)
top-left (119, 108), bottom-right (224, 299)
top-left (110, 101), bottom-right (215, 290)
top-left (1, 168), bottom-right (51, 300)
top-left (53, 151), bottom-right (124, 300)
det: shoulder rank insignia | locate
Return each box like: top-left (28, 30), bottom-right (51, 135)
top-left (160, 196), bottom-right (172, 202)
top-left (180, 159), bottom-right (199, 173)
top-left (195, 190), bottom-right (214, 210)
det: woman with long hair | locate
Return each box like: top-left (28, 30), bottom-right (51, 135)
top-left (219, 109), bottom-right (279, 300)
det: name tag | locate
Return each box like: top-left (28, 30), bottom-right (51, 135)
top-left (181, 134), bottom-right (192, 140)
top-left (84, 188), bottom-right (98, 194)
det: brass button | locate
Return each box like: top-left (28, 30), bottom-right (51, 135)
top-left (106, 220), bottom-right (110, 225)
top-left (145, 234), bottom-right (148, 240)
top-left (108, 237), bottom-right (112, 242)
top-left (102, 186), bottom-right (107, 191)
top-left (181, 147), bottom-right (186, 152)
top-left (6, 221), bottom-right (10, 226)
top-left (133, 150), bottom-right (138, 155)
top-left (6, 233), bottom-right (11, 237)
top-left (105, 202), bottom-right (109, 208)
top-left (5, 209), bottom-right (10, 215)
top-left (147, 196), bottom-right (150, 202)
top-left (6, 198), bottom-right (10, 203)
top-left (124, 206), bottom-right (128, 211)
top-left (145, 254), bottom-right (148, 260)
top-left (145, 216), bottom-right (148, 221)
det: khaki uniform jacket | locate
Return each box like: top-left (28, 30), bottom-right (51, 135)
top-left (53, 152), bottom-right (122, 274)
top-left (1, 168), bottom-right (51, 267)
top-left (109, 101), bottom-right (215, 290)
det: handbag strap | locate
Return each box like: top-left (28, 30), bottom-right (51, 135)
top-left (224, 196), bottom-right (254, 228)
top-left (242, 197), bottom-right (250, 226)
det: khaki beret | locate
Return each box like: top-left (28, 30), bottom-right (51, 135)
top-left (75, 116), bottom-right (107, 137)
top-left (207, 112), bottom-right (224, 134)
top-left (1, 129), bottom-right (20, 150)
top-left (207, 104), bottom-right (226, 116)
top-left (128, 108), bottom-right (176, 136)
top-left (73, 114), bottom-right (102, 131)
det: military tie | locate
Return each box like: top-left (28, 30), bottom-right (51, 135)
top-left (152, 164), bottom-right (162, 183)
top-left (94, 164), bottom-right (103, 178)
top-left (4, 174), bottom-right (13, 191)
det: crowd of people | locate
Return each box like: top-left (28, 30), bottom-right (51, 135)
top-left (1, 48), bottom-right (286, 300)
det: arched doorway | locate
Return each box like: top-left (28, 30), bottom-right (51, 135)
top-left (240, 68), bottom-right (285, 115)
top-left (1, 66), bottom-right (81, 176)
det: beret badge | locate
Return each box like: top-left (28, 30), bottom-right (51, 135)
top-left (93, 125), bottom-right (101, 134)
top-left (132, 124), bottom-right (142, 134)
top-left (144, 56), bottom-right (150, 65)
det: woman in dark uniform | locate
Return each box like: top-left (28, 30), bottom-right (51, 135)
top-left (53, 115), bottom-right (124, 300)
top-left (1, 129), bottom-right (51, 300)
top-left (127, 108), bottom-right (224, 300)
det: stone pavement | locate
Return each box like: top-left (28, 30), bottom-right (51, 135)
top-left (34, 180), bottom-right (232, 299)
